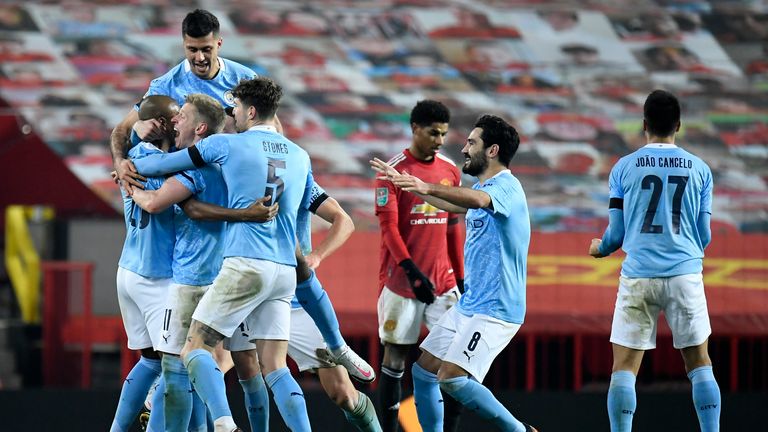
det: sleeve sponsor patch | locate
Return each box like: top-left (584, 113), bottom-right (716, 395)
top-left (376, 187), bottom-right (388, 206)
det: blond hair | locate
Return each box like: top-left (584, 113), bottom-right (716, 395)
top-left (185, 93), bottom-right (226, 135)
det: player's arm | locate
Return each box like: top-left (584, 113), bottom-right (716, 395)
top-left (180, 196), bottom-right (277, 222)
top-left (697, 166), bottom-right (714, 249)
top-left (305, 196), bottom-right (354, 269)
top-left (590, 200), bottom-right (625, 258)
top-left (446, 215), bottom-right (465, 292)
top-left (110, 109), bottom-right (146, 193)
top-left (133, 146), bottom-right (206, 177)
top-left (131, 177), bottom-right (192, 214)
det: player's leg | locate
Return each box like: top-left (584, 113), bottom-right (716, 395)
top-left (227, 325), bottom-right (269, 432)
top-left (412, 350), bottom-right (444, 432)
top-left (254, 264), bottom-right (311, 431)
top-left (424, 288), bottom-right (463, 432)
top-left (667, 273), bottom-right (719, 431)
top-left (111, 268), bottom-right (165, 432)
top-left (609, 344), bottom-right (644, 432)
top-left (294, 249), bottom-right (375, 382)
top-left (289, 306), bottom-right (382, 432)
top-left (436, 311), bottom-right (531, 432)
top-left (377, 286), bottom-right (425, 432)
top-left (607, 276), bottom-right (660, 432)
top-left (181, 257), bottom-right (267, 432)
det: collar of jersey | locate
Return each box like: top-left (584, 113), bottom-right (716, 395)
top-left (248, 125), bottom-right (277, 133)
top-left (183, 57), bottom-right (225, 74)
top-left (644, 143), bottom-right (677, 149)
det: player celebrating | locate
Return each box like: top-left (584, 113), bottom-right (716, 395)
top-left (371, 114), bottom-right (538, 432)
top-left (589, 90), bottom-right (720, 432)
top-left (374, 100), bottom-right (464, 432)
top-left (110, 96), bottom-right (179, 432)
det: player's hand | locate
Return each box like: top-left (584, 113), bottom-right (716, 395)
top-left (589, 238), bottom-right (605, 258)
top-left (305, 252), bottom-right (322, 270)
top-left (400, 259), bottom-right (435, 304)
top-left (115, 158), bottom-right (145, 195)
top-left (110, 170), bottom-right (118, 184)
top-left (133, 119), bottom-right (166, 142)
top-left (370, 158), bottom-right (430, 194)
top-left (241, 196), bottom-right (278, 222)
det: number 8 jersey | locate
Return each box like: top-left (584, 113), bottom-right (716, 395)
top-left (610, 143), bottom-right (713, 277)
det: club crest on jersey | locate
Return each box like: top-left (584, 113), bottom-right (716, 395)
top-left (440, 178), bottom-right (452, 186)
top-left (376, 187), bottom-right (388, 206)
top-left (224, 90), bottom-right (235, 105)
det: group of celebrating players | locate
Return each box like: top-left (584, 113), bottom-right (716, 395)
top-left (109, 8), bottom-right (721, 432)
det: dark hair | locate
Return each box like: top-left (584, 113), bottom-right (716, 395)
top-left (473, 114), bottom-right (519, 166)
top-left (182, 9), bottom-right (220, 38)
top-left (410, 99), bottom-right (450, 127)
top-left (644, 89), bottom-right (680, 137)
top-left (138, 95), bottom-right (179, 122)
top-left (232, 77), bottom-right (283, 120)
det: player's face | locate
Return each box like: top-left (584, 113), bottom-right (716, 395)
top-left (231, 98), bottom-right (249, 133)
top-left (183, 32), bottom-right (222, 79)
top-left (462, 127), bottom-right (489, 176)
top-left (172, 104), bottom-right (198, 149)
top-left (412, 122), bottom-right (448, 159)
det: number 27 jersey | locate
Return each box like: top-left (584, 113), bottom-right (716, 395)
top-left (611, 143), bottom-right (713, 277)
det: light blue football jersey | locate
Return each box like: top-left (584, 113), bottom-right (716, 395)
top-left (458, 170), bottom-right (530, 324)
top-left (137, 58), bottom-right (256, 110)
top-left (609, 143), bottom-right (713, 277)
top-left (118, 143), bottom-right (175, 278)
top-left (133, 125), bottom-right (313, 266)
top-left (171, 164), bottom-right (228, 286)
top-left (296, 181), bottom-right (329, 256)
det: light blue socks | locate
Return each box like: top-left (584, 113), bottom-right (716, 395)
top-left (296, 270), bottom-right (344, 350)
top-left (440, 375), bottom-right (525, 432)
top-left (412, 363), bottom-right (443, 432)
top-left (110, 356), bottom-right (161, 432)
top-left (688, 366), bottom-right (721, 431)
top-left (183, 349), bottom-right (232, 423)
top-left (265, 367), bottom-right (311, 432)
top-left (608, 371), bottom-right (636, 432)
top-left (240, 375), bottom-right (270, 432)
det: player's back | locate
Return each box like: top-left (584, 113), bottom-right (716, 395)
top-left (198, 126), bottom-right (311, 266)
top-left (118, 143), bottom-right (175, 279)
top-left (613, 144), bottom-right (713, 277)
top-left (172, 164), bottom-right (227, 286)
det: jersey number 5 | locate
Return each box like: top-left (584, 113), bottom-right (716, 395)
top-left (265, 158), bottom-right (285, 206)
top-left (640, 174), bottom-right (689, 234)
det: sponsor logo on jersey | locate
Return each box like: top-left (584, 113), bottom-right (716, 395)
top-left (376, 187), bottom-right (388, 206)
top-left (410, 202), bottom-right (447, 225)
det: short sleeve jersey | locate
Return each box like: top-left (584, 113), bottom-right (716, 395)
top-left (137, 58), bottom-right (256, 109)
top-left (171, 164), bottom-right (228, 286)
top-left (374, 150), bottom-right (461, 298)
top-left (458, 170), bottom-right (530, 324)
top-left (609, 143), bottom-right (713, 277)
top-left (118, 143), bottom-right (175, 278)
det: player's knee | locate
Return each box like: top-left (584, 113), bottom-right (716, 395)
top-left (325, 378), bottom-right (355, 409)
top-left (232, 350), bottom-right (261, 379)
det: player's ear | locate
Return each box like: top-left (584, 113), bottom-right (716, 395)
top-left (642, 119), bottom-right (647, 132)
top-left (486, 143), bottom-right (499, 158)
top-left (195, 122), bottom-right (208, 136)
top-left (675, 121), bottom-right (681, 132)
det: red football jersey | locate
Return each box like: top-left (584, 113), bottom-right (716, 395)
top-left (375, 149), bottom-right (461, 298)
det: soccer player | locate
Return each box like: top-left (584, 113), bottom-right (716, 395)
top-left (589, 90), bottom-right (720, 432)
top-left (111, 8), bottom-right (374, 383)
top-left (110, 96), bottom-right (179, 432)
top-left (131, 77), bottom-right (311, 432)
top-left (371, 114), bottom-right (538, 432)
top-left (373, 100), bottom-right (464, 432)
top-left (130, 94), bottom-right (278, 432)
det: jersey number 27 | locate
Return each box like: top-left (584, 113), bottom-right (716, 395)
top-left (641, 174), bottom-right (689, 234)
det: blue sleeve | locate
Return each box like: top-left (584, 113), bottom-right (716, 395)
top-left (481, 176), bottom-right (516, 217)
top-left (598, 208), bottom-right (625, 256)
top-left (700, 165), bottom-right (713, 215)
top-left (133, 149), bottom-right (196, 176)
top-left (173, 169), bottom-right (205, 195)
top-left (300, 165), bottom-right (315, 212)
top-left (307, 180), bottom-right (329, 213)
top-left (129, 129), bottom-right (142, 148)
top-left (609, 160), bottom-right (625, 199)
top-left (697, 211), bottom-right (711, 249)
top-left (195, 135), bottom-right (230, 165)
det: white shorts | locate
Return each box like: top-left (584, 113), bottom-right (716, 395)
top-left (610, 273), bottom-right (711, 350)
top-left (192, 257), bottom-right (295, 341)
top-left (116, 267), bottom-right (172, 350)
top-left (420, 307), bottom-right (520, 383)
top-left (378, 286), bottom-right (460, 345)
top-left (287, 307), bottom-right (336, 372)
top-left (158, 283), bottom-right (260, 355)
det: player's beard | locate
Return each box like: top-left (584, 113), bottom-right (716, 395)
top-left (462, 151), bottom-right (487, 176)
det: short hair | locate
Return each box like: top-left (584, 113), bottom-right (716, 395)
top-left (232, 77), bottom-right (283, 120)
top-left (185, 93), bottom-right (225, 135)
top-left (182, 9), bottom-right (220, 38)
top-left (473, 114), bottom-right (520, 166)
top-left (410, 100), bottom-right (450, 127)
top-left (644, 89), bottom-right (680, 137)
top-left (138, 95), bottom-right (178, 122)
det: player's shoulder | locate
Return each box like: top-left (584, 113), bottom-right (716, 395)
top-left (221, 57), bottom-right (257, 79)
top-left (386, 151), bottom-right (408, 168)
top-left (151, 60), bottom-right (185, 84)
top-left (435, 153), bottom-right (457, 167)
top-left (129, 142), bottom-right (161, 158)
